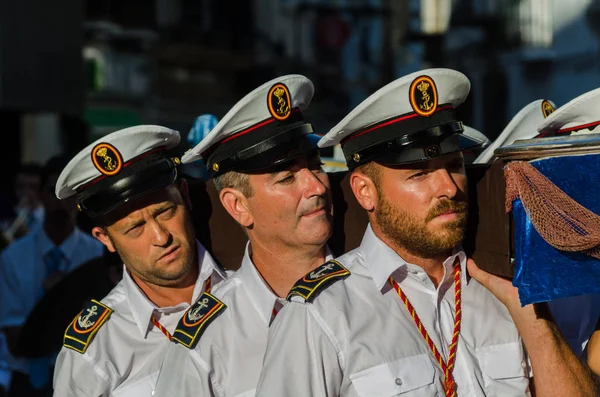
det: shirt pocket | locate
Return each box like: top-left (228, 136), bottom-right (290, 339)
top-left (349, 353), bottom-right (437, 396)
top-left (477, 341), bottom-right (530, 397)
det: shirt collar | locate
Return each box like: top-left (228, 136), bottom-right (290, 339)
top-left (196, 240), bottom-right (227, 299)
top-left (36, 227), bottom-right (82, 262)
top-left (359, 224), bottom-right (466, 291)
top-left (239, 242), bottom-right (334, 325)
top-left (126, 240), bottom-right (227, 338)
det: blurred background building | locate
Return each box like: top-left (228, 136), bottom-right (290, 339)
top-left (1, 0), bottom-right (600, 191)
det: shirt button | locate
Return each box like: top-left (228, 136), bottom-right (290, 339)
top-left (521, 361), bottom-right (527, 369)
top-left (395, 378), bottom-right (403, 386)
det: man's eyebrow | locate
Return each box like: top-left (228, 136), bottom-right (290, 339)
top-left (266, 171), bottom-right (283, 182)
top-left (151, 202), bottom-right (174, 215)
top-left (120, 218), bottom-right (144, 231)
top-left (266, 165), bottom-right (292, 181)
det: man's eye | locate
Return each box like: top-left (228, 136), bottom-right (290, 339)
top-left (126, 225), bottom-right (141, 235)
top-left (278, 174), bottom-right (295, 184)
top-left (158, 207), bottom-right (176, 218)
top-left (409, 171), bottom-right (428, 180)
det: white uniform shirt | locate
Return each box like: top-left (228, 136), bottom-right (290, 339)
top-left (52, 241), bottom-right (226, 397)
top-left (153, 243), bottom-right (334, 397)
top-left (256, 225), bottom-right (531, 397)
top-left (0, 227), bottom-right (104, 374)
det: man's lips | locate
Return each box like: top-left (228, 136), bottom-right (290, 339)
top-left (303, 206), bottom-right (327, 217)
top-left (158, 246), bottom-right (180, 261)
top-left (433, 209), bottom-right (465, 221)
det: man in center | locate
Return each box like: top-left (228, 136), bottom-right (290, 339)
top-left (153, 74), bottom-right (333, 396)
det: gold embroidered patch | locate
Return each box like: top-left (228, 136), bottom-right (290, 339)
top-left (268, 83), bottom-right (292, 120)
top-left (63, 299), bottom-right (112, 354)
top-left (409, 76), bottom-right (438, 117)
top-left (287, 260), bottom-right (351, 303)
top-left (541, 100), bottom-right (555, 118)
top-left (172, 292), bottom-right (227, 349)
top-left (91, 143), bottom-right (123, 176)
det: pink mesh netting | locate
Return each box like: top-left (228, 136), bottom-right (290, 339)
top-left (504, 161), bottom-right (600, 259)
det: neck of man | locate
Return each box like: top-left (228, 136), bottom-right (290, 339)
top-left (132, 259), bottom-right (200, 308)
top-left (249, 237), bottom-right (328, 298)
top-left (371, 222), bottom-right (450, 288)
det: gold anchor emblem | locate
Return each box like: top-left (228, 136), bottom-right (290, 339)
top-left (96, 147), bottom-right (117, 171)
top-left (188, 298), bottom-right (209, 322)
top-left (416, 81), bottom-right (433, 112)
top-left (77, 305), bottom-right (98, 329)
top-left (541, 100), bottom-right (554, 118)
top-left (273, 88), bottom-right (290, 117)
top-left (410, 76), bottom-right (438, 117)
top-left (91, 143), bottom-right (123, 176)
top-left (309, 263), bottom-right (335, 280)
top-left (268, 83), bottom-right (292, 120)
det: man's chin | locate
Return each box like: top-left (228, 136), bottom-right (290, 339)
top-left (155, 261), bottom-right (193, 281)
top-left (433, 231), bottom-right (465, 250)
top-left (299, 229), bottom-right (332, 248)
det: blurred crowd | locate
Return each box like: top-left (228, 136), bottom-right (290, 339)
top-left (0, 155), bottom-right (122, 397)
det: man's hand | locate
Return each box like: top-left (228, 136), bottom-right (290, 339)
top-left (468, 258), bottom-right (598, 396)
top-left (466, 258), bottom-right (521, 311)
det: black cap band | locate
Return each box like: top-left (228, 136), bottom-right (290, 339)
top-left (208, 125), bottom-right (317, 177)
top-left (76, 153), bottom-right (179, 218)
top-left (204, 108), bottom-right (318, 176)
top-left (340, 105), bottom-right (481, 169)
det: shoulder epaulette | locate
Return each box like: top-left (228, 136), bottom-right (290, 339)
top-left (287, 260), bottom-right (351, 303)
top-left (63, 299), bottom-right (112, 354)
top-left (172, 292), bottom-right (226, 349)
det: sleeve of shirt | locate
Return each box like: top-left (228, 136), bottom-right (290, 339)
top-left (255, 301), bottom-right (343, 397)
top-left (0, 254), bottom-right (27, 328)
top-left (53, 348), bottom-right (110, 397)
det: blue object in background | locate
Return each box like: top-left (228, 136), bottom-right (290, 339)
top-left (511, 155), bottom-right (600, 305)
top-left (184, 114), bottom-right (219, 180)
top-left (187, 114), bottom-right (219, 146)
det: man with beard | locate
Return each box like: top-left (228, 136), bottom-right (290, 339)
top-left (152, 75), bottom-right (334, 397)
top-left (0, 155), bottom-right (104, 396)
top-left (51, 126), bottom-right (226, 396)
top-left (255, 69), bottom-right (597, 397)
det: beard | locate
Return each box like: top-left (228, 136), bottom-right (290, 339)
top-left (375, 194), bottom-right (468, 258)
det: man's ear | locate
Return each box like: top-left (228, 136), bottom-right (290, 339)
top-left (179, 178), bottom-right (192, 210)
top-left (92, 227), bottom-right (116, 253)
top-left (350, 171), bottom-right (378, 212)
top-left (219, 188), bottom-right (254, 227)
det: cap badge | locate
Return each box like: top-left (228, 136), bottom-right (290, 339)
top-left (541, 100), bottom-right (554, 118)
top-left (91, 143), bottom-right (123, 176)
top-left (410, 76), bottom-right (438, 117)
top-left (268, 83), bottom-right (292, 120)
top-left (212, 163), bottom-right (220, 172)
